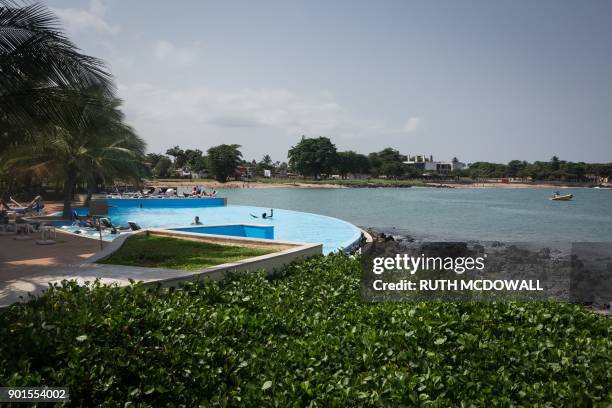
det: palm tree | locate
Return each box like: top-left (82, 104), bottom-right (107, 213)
top-left (207, 144), bottom-right (243, 182)
top-left (1, 1), bottom-right (146, 214)
top-left (0, 0), bottom-right (114, 153)
top-left (5, 90), bottom-right (147, 218)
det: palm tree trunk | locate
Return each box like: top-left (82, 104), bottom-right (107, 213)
top-left (85, 178), bottom-right (97, 207)
top-left (1, 175), bottom-right (14, 201)
top-left (62, 166), bottom-right (77, 219)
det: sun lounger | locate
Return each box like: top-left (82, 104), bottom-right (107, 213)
top-left (3, 196), bottom-right (44, 215)
top-left (9, 195), bottom-right (41, 209)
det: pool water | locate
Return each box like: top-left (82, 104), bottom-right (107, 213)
top-left (172, 224), bottom-right (274, 240)
top-left (112, 205), bottom-right (360, 254)
top-left (65, 203), bottom-right (362, 254)
top-left (215, 187), bottom-right (612, 242)
top-left (52, 220), bottom-right (121, 241)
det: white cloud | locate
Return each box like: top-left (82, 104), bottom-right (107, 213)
top-left (402, 116), bottom-right (421, 132)
top-left (117, 83), bottom-right (390, 156)
top-left (119, 84), bottom-right (346, 131)
top-left (153, 40), bottom-right (201, 67)
top-left (52, 0), bottom-right (119, 35)
top-left (89, 0), bottom-right (108, 16)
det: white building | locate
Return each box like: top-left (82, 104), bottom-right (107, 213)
top-left (404, 155), bottom-right (466, 175)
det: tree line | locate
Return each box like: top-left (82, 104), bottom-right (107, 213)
top-left (149, 137), bottom-right (421, 182)
top-left (464, 157), bottom-right (612, 181)
top-left (150, 137), bottom-right (612, 183)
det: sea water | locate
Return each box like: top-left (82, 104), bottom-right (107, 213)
top-left (214, 187), bottom-right (612, 242)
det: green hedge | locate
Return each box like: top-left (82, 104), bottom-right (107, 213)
top-left (1, 254), bottom-right (610, 406)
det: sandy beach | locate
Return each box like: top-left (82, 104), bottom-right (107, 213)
top-left (430, 182), bottom-right (603, 189)
top-left (145, 180), bottom-right (347, 189)
top-left (144, 179), bottom-right (607, 190)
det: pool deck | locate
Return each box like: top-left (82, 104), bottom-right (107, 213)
top-left (0, 230), bottom-right (100, 280)
top-left (0, 230), bottom-right (112, 307)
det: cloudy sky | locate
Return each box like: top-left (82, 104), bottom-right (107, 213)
top-left (47, 0), bottom-right (612, 163)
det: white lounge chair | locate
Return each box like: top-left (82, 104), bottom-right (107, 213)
top-left (5, 196), bottom-right (44, 215)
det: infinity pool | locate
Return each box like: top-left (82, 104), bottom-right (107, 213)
top-left (65, 202), bottom-right (362, 254)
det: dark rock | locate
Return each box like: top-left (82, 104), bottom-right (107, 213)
top-left (419, 242), bottom-right (471, 258)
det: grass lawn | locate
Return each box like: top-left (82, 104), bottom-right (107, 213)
top-left (98, 235), bottom-right (275, 270)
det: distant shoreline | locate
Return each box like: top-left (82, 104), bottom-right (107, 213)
top-left (146, 180), bottom-right (348, 189)
top-left (430, 182), bottom-right (609, 189)
top-left (145, 179), bottom-right (610, 190)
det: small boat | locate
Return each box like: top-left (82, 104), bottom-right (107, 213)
top-left (550, 192), bottom-right (573, 201)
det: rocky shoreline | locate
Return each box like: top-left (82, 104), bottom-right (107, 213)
top-left (363, 228), bottom-right (611, 316)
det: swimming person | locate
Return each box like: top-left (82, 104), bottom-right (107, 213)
top-left (192, 216), bottom-right (202, 225)
top-left (262, 209), bottom-right (274, 219)
top-left (79, 215), bottom-right (94, 228)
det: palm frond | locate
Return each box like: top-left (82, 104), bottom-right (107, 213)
top-left (0, 1), bottom-right (113, 92)
top-left (0, 1), bottom-right (115, 143)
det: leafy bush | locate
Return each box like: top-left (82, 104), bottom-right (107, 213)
top-left (0, 254), bottom-right (610, 406)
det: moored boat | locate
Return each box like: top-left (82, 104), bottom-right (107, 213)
top-left (550, 192), bottom-right (573, 201)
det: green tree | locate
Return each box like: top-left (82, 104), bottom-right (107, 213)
top-left (184, 149), bottom-right (207, 173)
top-left (146, 153), bottom-right (164, 170)
top-left (550, 156), bottom-right (560, 171)
top-left (207, 144), bottom-right (243, 182)
top-left (276, 161), bottom-right (288, 176)
top-left (152, 156), bottom-right (172, 178)
top-left (166, 146), bottom-right (187, 170)
top-left (288, 136), bottom-right (338, 179)
top-left (507, 160), bottom-right (527, 178)
top-left (4, 90), bottom-right (146, 218)
top-left (261, 154), bottom-right (273, 166)
top-left (1, 0), bottom-right (118, 199)
top-left (466, 162), bottom-right (507, 179)
top-left (368, 148), bottom-right (407, 178)
top-left (336, 151), bottom-right (370, 178)
top-left (255, 154), bottom-right (275, 177)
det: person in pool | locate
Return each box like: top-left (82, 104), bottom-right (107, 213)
top-left (262, 209), bottom-right (274, 219)
top-left (192, 216), bottom-right (203, 225)
top-left (79, 215), bottom-right (94, 228)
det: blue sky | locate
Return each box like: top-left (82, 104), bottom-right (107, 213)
top-left (47, 0), bottom-right (612, 163)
